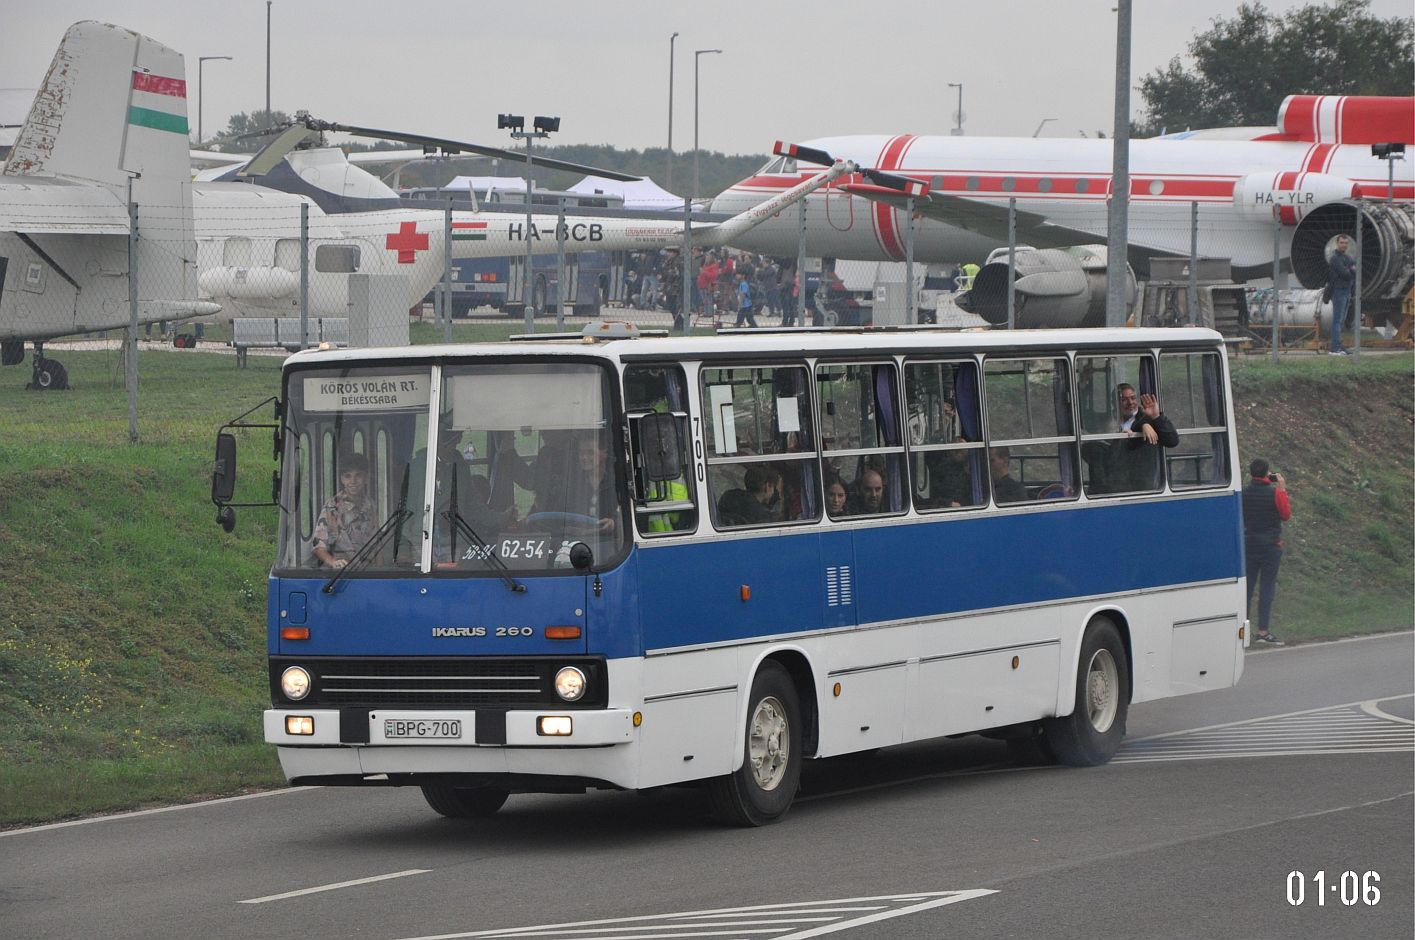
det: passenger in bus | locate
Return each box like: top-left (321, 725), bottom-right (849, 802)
top-left (717, 465), bottom-right (780, 526)
top-left (419, 420), bottom-right (515, 561)
top-left (1084, 384), bottom-right (1179, 494)
top-left (988, 447), bottom-right (1028, 504)
top-left (824, 476), bottom-right (849, 517)
top-left (848, 467), bottom-right (888, 515)
top-left (311, 452), bottom-right (377, 568)
top-left (926, 447), bottom-right (975, 508)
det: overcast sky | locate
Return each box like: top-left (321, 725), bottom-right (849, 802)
top-left (4, 1), bottom-right (1411, 160)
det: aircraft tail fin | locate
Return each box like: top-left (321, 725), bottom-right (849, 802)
top-left (4, 21), bottom-right (191, 191)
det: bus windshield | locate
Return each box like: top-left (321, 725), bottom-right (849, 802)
top-left (277, 360), bottom-right (626, 575)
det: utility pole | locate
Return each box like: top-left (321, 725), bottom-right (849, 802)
top-left (1104, 0), bottom-right (1132, 327)
top-left (667, 33), bottom-right (678, 191)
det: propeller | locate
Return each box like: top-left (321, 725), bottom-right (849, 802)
top-left (235, 112), bottom-right (643, 182)
top-left (774, 141), bottom-right (928, 197)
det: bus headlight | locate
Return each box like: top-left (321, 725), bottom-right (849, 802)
top-left (554, 666), bottom-right (587, 702)
top-left (280, 666), bottom-right (312, 701)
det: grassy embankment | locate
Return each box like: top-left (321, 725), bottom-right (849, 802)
top-left (0, 334), bottom-right (1409, 828)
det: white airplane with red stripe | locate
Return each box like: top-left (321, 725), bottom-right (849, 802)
top-left (712, 95), bottom-right (1413, 325)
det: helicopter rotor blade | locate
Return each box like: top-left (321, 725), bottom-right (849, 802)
top-left (306, 120), bottom-right (642, 182)
top-left (237, 125), bottom-right (319, 177)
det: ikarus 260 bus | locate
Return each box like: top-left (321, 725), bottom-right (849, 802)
top-left (212, 323), bottom-right (1247, 825)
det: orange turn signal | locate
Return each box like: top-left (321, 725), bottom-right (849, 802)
top-left (740, 585), bottom-right (751, 602)
top-left (281, 627), bottom-right (310, 641)
top-left (545, 625), bottom-right (582, 640)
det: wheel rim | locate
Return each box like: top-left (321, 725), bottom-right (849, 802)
top-left (1085, 648), bottom-right (1120, 733)
top-left (748, 695), bottom-right (790, 791)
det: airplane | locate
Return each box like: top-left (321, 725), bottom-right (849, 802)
top-left (1, 22), bottom-right (219, 388)
top-left (1, 22), bottom-right (866, 388)
top-left (711, 96), bottom-right (1414, 328)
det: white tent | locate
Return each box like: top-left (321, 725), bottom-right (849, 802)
top-left (567, 175), bottom-right (685, 210)
top-left (441, 176), bottom-right (531, 196)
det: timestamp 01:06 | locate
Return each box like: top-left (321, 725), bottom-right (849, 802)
top-left (1286, 870), bottom-right (1380, 906)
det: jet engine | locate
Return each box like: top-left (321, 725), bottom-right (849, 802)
top-left (199, 266), bottom-right (300, 303)
top-left (955, 245), bottom-right (1135, 328)
top-left (1290, 200), bottom-right (1414, 325)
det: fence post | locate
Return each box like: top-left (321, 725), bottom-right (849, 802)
top-left (1270, 220), bottom-right (1280, 364)
top-left (1006, 197), bottom-right (1016, 330)
top-left (796, 198), bottom-right (808, 326)
top-left (556, 197), bottom-right (567, 331)
top-left (443, 200), bottom-right (453, 343)
top-left (1353, 202), bottom-right (1363, 360)
top-left (299, 201), bottom-right (310, 348)
top-left (1187, 201), bottom-right (1198, 326)
top-left (681, 196), bottom-right (692, 335)
top-left (127, 195), bottom-right (139, 444)
top-left (904, 195), bottom-right (916, 325)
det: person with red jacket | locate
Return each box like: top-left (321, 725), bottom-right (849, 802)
top-left (1242, 457), bottom-right (1292, 645)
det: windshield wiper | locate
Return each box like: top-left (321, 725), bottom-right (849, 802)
top-left (322, 508), bottom-right (412, 594)
top-left (444, 509), bottom-right (526, 594)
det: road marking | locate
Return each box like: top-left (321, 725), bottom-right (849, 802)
top-left (0, 786), bottom-right (320, 838)
top-left (392, 890), bottom-right (997, 940)
top-left (1115, 695), bottom-right (1415, 763)
top-left (240, 869), bottom-right (431, 904)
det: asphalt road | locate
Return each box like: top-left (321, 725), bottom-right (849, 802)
top-left (4, 633), bottom-right (1411, 940)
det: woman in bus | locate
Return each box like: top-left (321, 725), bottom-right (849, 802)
top-left (311, 452), bottom-right (377, 568)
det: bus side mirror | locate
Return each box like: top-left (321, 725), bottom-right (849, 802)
top-left (212, 432), bottom-right (238, 504)
top-left (637, 412), bottom-right (682, 482)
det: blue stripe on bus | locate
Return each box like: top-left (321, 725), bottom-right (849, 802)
top-left (633, 493), bottom-right (1244, 654)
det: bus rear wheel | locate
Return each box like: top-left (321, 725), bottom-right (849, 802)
top-left (707, 661), bottom-right (801, 826)
top-left (1044, 617), bottom-right (1129, 766)
top-left (420, 783), bottom-right (509, 818)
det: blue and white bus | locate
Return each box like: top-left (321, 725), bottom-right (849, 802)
top-left (213, 325), bottom-right (1246, 825)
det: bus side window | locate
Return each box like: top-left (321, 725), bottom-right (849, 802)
top-left (816, 362), bottom-right (906, 517)
top-left (982, 356), bottom-right (1079, 505)
top-left (701, 364), bottom-right (819, 529)
top-left (1161, 351), bottom-right (1231, 489)
top-left (1077, 354), bottom-right (1163, 497)
top-left (626, 365), bottom-right (698, 536)
top-left (904, 359), bottom-right (987, 512)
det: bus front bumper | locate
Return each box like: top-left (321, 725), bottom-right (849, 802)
top-left (264, 707), bottom-right (634, 748)
top-left (267, 708), bottom-right (639, 789)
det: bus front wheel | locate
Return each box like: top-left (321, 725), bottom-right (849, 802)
top-left (1044, 617), bottom-right (1129, 766)
top-left (420, 783), bottom-right (509, 818)
top-left (707, 661), bottom-right (801, 826)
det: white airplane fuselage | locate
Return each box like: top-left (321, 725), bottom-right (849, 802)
top-left (711, 133), bottom-right (1414, 268)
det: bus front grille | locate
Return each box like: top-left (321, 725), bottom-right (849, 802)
top-left (270, 656), bottom-right (607, 708)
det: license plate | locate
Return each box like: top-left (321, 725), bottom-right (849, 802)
top-left (383, 718), bottom-right (462, 740)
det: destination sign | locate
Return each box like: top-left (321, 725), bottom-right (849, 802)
top-left (303, 373), bottom-right (431, 412)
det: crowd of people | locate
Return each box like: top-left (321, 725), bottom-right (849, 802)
top-left (623, 248), bottom-right (864, 329)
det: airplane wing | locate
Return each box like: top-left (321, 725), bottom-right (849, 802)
top-left (844, 186), bottom-right (1177, 267)
top-left (0, 177), bottom-right (129, 234)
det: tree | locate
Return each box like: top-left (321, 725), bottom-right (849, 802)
top-left (1135, 0), bottom-right (1414, 135)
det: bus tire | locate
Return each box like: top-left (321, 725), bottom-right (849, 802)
top-left (707, 661), bottom-right (801, 826)
top-left (420, 783), bottom-right (509, 818)
top-left (1044, 617), bottom-right (1129, 766)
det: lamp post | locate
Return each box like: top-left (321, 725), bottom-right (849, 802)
top-left (947, 82), bottom-right (963, 136)
top-left (1032, 117), bottom-right (1056, 138)
top-left (500, 113), bottom-right (559, 332)
top-left (1372, 142), bottom-right (1406, 201)
top-left (197, 56), bottom-right (232, 144)
top-left (667, 32), bottom-right (679, 190)
top-left (694, 48), bottom-right (722, 198)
